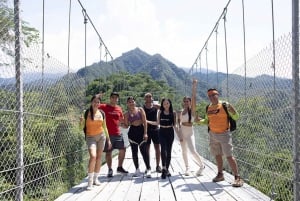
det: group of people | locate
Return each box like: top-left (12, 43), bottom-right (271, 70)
top-left (79, 78), bottom-right (243, 190)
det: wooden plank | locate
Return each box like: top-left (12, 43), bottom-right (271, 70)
top-left (71, 157), bottom-right (119, 201)
top-left (55, 138), bottom-right (272, 201)
top-left (108, 158), bottom-right (138, 201)
top-left (171, 155), bottom-right (216, 201)
top-left (139, 157), bottom-right (160, 201)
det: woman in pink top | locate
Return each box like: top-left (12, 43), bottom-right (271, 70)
top-left (124, 96), bottom-right (151, 178)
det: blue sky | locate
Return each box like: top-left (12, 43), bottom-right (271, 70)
top-left (21, 0), bottom-right (291, 73)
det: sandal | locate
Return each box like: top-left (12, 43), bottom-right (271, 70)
top-left (232, 175), bottom-right (244, 187)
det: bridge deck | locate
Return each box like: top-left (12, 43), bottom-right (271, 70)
top-left (55, 140), bottom-right (270, 201)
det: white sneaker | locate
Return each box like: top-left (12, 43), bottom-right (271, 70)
top-left (93, 178), bottom-right (101, 186)
top-left (145, 169), bottom-right (151, 178)
top-left (87, 178), bottom-right (93, 190)
top-left (196, 166), bottom-right (205, 176)
top-left (184, 169), bottom-right (190, 176)
top-left (133, 168), bottom-right (141, 177)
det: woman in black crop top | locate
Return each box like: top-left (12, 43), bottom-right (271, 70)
top-left (147, 98), bottom-right (176, 179)
top-left (124, 96), bottom-right (151, 178)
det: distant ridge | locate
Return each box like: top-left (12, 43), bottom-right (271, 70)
top-left (76, 47), bottom-right (190, 94)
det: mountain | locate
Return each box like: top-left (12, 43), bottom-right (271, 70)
top-left (75, 48), bottom-right (292, 101)
top-left (77, 47), bottom-right (191, 94)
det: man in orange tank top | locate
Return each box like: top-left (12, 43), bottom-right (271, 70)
top-left (197, 88), bottom-right (243, 187)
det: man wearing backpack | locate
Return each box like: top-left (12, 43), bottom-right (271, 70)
top-left (197, 88), bottom-right (243, 187)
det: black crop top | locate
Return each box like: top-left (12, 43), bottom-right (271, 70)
top-left (160, 112), bottom-right (174, 126)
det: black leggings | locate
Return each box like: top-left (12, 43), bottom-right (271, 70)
top-left (128, 125), bottom-right (150, 169)
top-left (159, 127), bottom-right (174, 170)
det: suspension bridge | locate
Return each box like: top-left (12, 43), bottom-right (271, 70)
top-left (0, 0), bottom-right (299, 201)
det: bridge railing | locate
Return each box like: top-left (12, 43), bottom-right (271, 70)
top-left (194, 32), bottom-right (294, 201)
top-left (0, 1), bottom-right (298, 201)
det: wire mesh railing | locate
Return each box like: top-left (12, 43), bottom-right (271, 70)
top-left (194, 32), bottom-right (295, 201)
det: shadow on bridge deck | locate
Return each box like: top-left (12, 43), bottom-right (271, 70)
top-left (55, 139), bottom-right (271, 201)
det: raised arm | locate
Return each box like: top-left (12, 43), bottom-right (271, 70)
top-left (191, 78), bottom-right (197, 117)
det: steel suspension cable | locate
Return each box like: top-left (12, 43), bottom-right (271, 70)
top-left (191, 0), bottom-right (231, 71)
top-left (77, 0), bottom-right (114, 61)
top-left (67, 0), bottom-right (71, 73)
top-left (205, 44), bottom-right (209, 86)
top-left (199, 56), bottom-right (202, 76)
top-left (223, 8), bottom-right (229, 100)
top-left (99, 42), bottom-right (102, 62)
top-left (215, 24), bottom-right (219, 88)
top-left (241, 0), bottom-right (247, 101)
top-left (82, 8), bottom-right (88, 98)
top-left (271, 0), bottom-right (276, 93)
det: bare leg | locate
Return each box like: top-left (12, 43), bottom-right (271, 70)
top-left (88, 148), bottom-right (97, 173)
top-left (106, 151), bottom-right (112, 169)
top-left (94, 148), bottom-right (103, 173)
top-left (118, 148), bottom-right (126, 167)
top-left (227, 156), bottom-right (239, 176)
top-left (215, 154), bottom-right (223, 173)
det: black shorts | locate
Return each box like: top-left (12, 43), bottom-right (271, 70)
top-left (103, 133), bottom-right (126, 152)
top-left (147, 128), bottom-right (160, 145)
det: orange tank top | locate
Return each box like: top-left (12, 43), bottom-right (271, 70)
top-left (85, 110), bottom-right (104, 136)
top-left (207, 103), bottom-right (229, 133)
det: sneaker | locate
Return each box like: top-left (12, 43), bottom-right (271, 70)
top-left (166, 169), bottom-right (171, 177)
top-left (196, 166), bottom-right (205, 176)
top-left (212, 172), bottom-right (224, 182)
top-left (232, 175), bottom-right (244, 187)
top-left (93, 178), bottom-right (101, 186)
top-left (107, 168), bottom-right (113, 178)
top-left (117, 166), bottom-right (128, 174)
top-left (133, 168), bottom-right (141, 177)
top-left (184, 169), bottom-right (190, 176)
top-left (145, 169), bottom-right (151, 178)
top-left (87, 177), bottom-right (93, 190)
top-left (156, 166), bottom-right (162, 173)
top-left (161, 169), bottom-right (167, 179)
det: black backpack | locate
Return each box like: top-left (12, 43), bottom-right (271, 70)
top-left (206, 102), bottom-right (237, 132)
top-left (83, 109), bottom-right (105, 138)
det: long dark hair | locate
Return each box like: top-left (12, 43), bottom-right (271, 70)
top-left (89, 95), bottom-right (101, 120)
top-left (183, 96), bottom-right (192, 123)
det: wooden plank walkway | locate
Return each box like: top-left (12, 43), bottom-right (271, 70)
top-left (55, 139), bottom-right (271, 201)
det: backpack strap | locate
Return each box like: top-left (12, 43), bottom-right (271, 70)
top-left (206, 104), bottom-right (210, 132)
top-left (83, 109), bottom-right (89, 139)
top-left (222, 102), bottom-right (230, 117)
top-left (99, 109), bottom-right (105, 120)
top-left (84, 109), bottom-right (89, 120)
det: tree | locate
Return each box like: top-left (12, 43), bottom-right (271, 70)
top-left (0, 0), bottom-right (39, 57)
